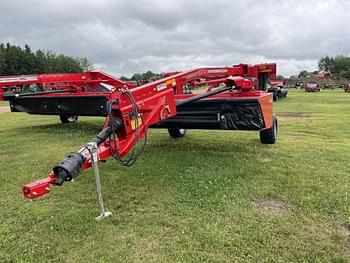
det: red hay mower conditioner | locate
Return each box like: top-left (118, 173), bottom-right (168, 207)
top-left (305, 82), bottom-right (321, 92)
top-left (0, 63), bottom-right (278, 219)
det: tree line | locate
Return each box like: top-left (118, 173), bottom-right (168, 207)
top-left (0, 43), bottom-right (93, 76)
top-left (120, 70), bottom-right (162, 83)
top-left (125, 56), bottom-right (350, 82)
top-left (318, 55), bottom-right (350, 78)
top-left (2, 43), bottom-right (349, 81)
top-left (296, 55), bottom-right (350, 79)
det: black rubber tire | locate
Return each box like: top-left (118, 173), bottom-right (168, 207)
top-left (273, 93), bottom-right (278, 101)
top-left (168, 128), bottom-right (187, 138)
top-left (260, 115), bottom-right (277, 144)
top-left (60, 114), bottom-right (78, 124)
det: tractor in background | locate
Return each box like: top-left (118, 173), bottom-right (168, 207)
top-left (267, 80), bottom-right (288, 101)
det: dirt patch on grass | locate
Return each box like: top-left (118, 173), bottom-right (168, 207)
top-left (277, 112), bottom-right (312, 121)
top-left (0, 106), bottom-right (10, 113)
top-left (342, 225), bottom-right (350, 237)
top-left (259, 156), bottom-right (272, 162)
top-left (254, 197), bottom-right (291, 215)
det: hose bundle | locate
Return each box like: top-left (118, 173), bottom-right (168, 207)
top-left (106, 88), bottom-right (147, 166)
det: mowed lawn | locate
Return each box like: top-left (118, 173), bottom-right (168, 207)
top-left (0, 90), bottom-right (349, 262)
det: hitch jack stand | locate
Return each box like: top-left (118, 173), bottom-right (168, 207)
top-left (87, 142), bottom-right (112, 221)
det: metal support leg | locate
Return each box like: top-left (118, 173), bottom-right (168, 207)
top-left (87, 142), bottom-right (112, 221)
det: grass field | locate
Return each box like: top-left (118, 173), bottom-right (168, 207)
top-left (0, 90), bottom-right (349, 262)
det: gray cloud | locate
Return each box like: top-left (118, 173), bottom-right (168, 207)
top-left (0, 0), bottom-right (349, 77)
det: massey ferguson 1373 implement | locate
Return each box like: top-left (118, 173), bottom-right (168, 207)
top-left (0, 63), bottom-right (277, 218)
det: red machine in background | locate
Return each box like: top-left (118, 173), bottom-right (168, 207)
top-left (0, 63), bottom-right (277, 217)
top-left (305, 82), bottom-right (321, 92)
top-left (0, 71), bottom-right (135, 122)
top-left (344, 83), bottom-right (350, 92)
top-left (267, 80), bottom-right (288, 101)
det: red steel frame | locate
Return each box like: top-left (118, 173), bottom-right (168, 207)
top-left (164, 63), bottom-right (276, 94)
top-left (0, 63), bottom-right (276, 200)
top-left (0, 63), bottom-right (276, 101)
top-left (0, 71), bottom-right (132, 93)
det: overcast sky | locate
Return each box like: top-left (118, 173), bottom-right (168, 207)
top-left (0, 0), bottom-right (349, 77)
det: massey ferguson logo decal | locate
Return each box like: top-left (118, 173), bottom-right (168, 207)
top-left (156, 83), bottom-right (167, 91)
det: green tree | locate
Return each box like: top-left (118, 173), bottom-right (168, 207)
top-left (143, 70), bottom-right (155, 80)
top-left (0, 43), bottom-right (94, 75)
top-left (78, 57), bottom-right (94, 71)
top-left (130, 73), bottom-right (143, 82)
top-left (298, 70), bottom-right (312, 78)
top-left (4, 43), bottom-right (26, 75)
top-left (0, 44), bottom-right (5, 75)
top-left (318, 55), bottom-right (350, 79)
top-left (318, 56), bottom-right (335, 71)
top-left (333, 56), bottom-right (350, 77)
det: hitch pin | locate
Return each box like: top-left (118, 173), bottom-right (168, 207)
top-left (87, 142), bottom-right (112, 221)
